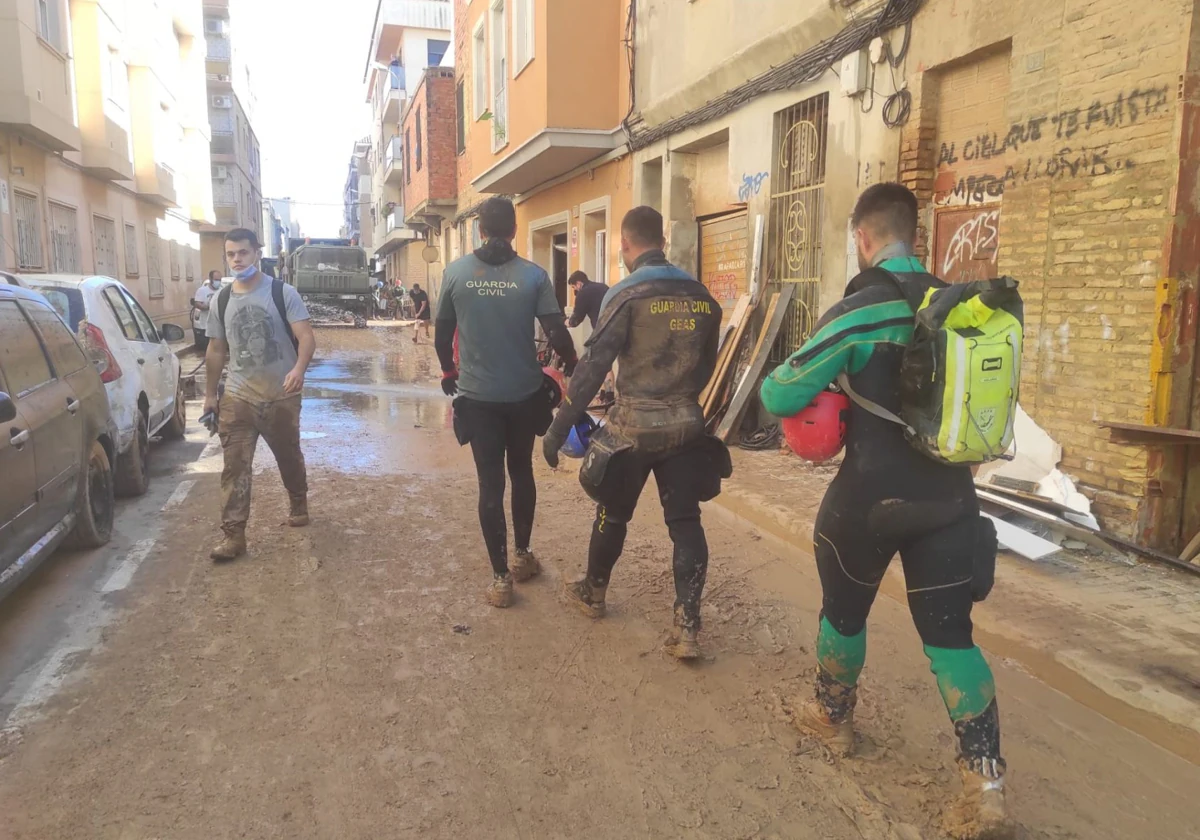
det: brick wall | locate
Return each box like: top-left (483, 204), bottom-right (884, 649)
top-left (402, 68), bottom-right (459, 218)
top-left (902, 0), bottom-right (1190, 537)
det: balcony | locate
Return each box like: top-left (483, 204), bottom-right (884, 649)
top-left (207, 36), bottom-right (231, 61)
top-left (384, 136), bottom-right (403, 185)
top-left (70, 0), bottom-right (133, 180)
top-left (81, 117), bottom-right (135, 182)
top-left (383, 64), bottom-right (404, 123)
top-left (376, 208), bottom-right (420, 257)
top-left (0, 11), bottom-right (81, 151)
top-left (470, 0), bottom-right (623, 195)
top-left (137, 164), bottom-right (178, 207)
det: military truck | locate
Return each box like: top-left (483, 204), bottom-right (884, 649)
top-left (280, 237), bottom-right (372, 316)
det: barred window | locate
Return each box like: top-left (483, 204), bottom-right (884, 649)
top-left (146, 231), bottom-right (164, 298)
top-left (48, 201), bottom-right (80, 273)
top-left (14, 190), bottom-right (44, 270)
top-left (93, 215), bottom-right (118, 278)
top-left (124, 222), bottom-right (140, 277)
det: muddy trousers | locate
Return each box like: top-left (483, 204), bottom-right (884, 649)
top-left (460, 397), bottom-right (539, 576)
top-left (585, 447), bottom-right (710, 629)
top-left (219, 395), bottom-right (308, 536)
top-left (811, 477), bottom-right (1002, 765)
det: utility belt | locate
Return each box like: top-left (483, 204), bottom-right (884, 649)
top-left (579, 400), bottom-right (732, 504)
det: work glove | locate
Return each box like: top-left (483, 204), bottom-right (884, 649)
top-left (441, 370), bottom-right (459, 397)
top-left (562, 355), bottom-right (578, 377)
top-left (542, 430), bottom-right (565, 470)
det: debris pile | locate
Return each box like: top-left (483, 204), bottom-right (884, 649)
top-left (306, 302), bottom-right (367, 328)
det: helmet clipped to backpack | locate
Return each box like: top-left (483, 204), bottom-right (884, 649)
top-left (782, 390), bottom-right (851, 462)
top-left (562, 415), bottom-right (600, 459)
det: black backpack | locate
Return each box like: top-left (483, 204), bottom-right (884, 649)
top-left (216, 277), bottom-right (298, 351)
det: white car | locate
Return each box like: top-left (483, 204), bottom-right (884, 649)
top-left (20, 275), bottom-right (187, 497)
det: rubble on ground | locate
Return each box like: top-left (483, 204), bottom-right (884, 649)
top-left (306, 302), bottom-right (367, 328)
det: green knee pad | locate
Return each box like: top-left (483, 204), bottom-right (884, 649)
top-left (924, 645), bottom-right (996, 722)
top-left (816, 616), bottom-right (866, 686)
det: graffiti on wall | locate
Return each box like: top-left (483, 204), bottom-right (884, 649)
top-left (737, 171), bottom-right (769, 202)
top-left (934, 85), bottom-right (1169, 206)
top-left (934, 206), bottom-right (1000, 283)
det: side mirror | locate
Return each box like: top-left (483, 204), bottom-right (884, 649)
top-left (0, 392), bottom-right (16, 424)
top-left (160, 323), bottom-right (186, 342)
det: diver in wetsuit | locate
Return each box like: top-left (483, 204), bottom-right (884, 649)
top-left (759, 183), bottom-right (1011, 840)
top-left (543, 206), bottom-right (730, 659)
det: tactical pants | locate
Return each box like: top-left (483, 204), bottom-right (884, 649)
top-left (585, 445), bottom-right (712, 629)
top-left (219, 395), bottom-right (307, 535)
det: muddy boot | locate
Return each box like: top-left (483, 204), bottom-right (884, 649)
top-left (486, 573), bottom-right (514, 608)
top-left (664, 605), bottom-right (701, 660)
top-left (562, 577), bottom-right (607, 619)
top-left (510, 547), bottom-right (542, 582)
top-left (792, 666), bottom-right (857, 756)
top-left (944, 758), bottom-right (1011, 840)
top-left (210, 526), bottom-right (247, 562)
top-left (288, 495), bottom-right (309, 528)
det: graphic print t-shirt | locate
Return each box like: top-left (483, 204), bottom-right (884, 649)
top-left (206, 277), bottom-right (310, 403)
top-left (437, 254), bottom-right (562, 403)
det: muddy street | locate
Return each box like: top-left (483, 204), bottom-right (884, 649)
top-left (0, 329), bottom-right (1196, 840)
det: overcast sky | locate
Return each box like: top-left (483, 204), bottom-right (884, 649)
top-left (238, 0), bottom-right (379, 237)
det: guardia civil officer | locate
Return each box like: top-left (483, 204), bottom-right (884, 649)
top-left (543, 206), bottom-right (729, 659)
top-left (437, 197), bottom-right (578, 608)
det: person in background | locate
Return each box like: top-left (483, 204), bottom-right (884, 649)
top-left (567, 270), bottom-right (606, 330)
top-left (410, 283), bottom-right (431, 343)
top-left (203, 229), bottom-right (316, 563)
top-left (190, 270), bottom-right (222, 354)
top-left (436, 197), bottom-right (578, 608)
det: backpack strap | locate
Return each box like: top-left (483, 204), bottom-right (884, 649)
top-left (271, 277), bottom-right (299, 351)
top-left (217, 284), bottom-right (231, 336)
top-left (836, 372), bottom-right (915, 435)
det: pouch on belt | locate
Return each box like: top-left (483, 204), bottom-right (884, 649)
top-left (579, 425), bottom-right (634, 503)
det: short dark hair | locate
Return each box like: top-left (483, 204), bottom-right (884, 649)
top-left (621, 206), bottom-right (665, 248)
top-left (851, 183), bottom-right (918, 244)
top-left (207, 269), bottom-right (221, 281)
top-left (568, 270), bottom-right (589, 286)
top-left (478, 197), bottom-right (517, 239)
top-left (412, 283), bottom-right (421, 290)
top-left (224, 228), bottom-right (261, 249)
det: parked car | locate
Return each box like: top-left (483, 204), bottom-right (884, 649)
top-left (20, 276), bottom-right (187, 497)
top-left (0, 271), bottom-right (26, 287)
top-left (0, 284), bottom-right (118, 599)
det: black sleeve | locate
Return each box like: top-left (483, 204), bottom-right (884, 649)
top-left (547, 303), bottom-right (629, 438)
top-left (567, 308), bottom-right (584, 328)
top-left (538, 313), bottom-right (578, 367)
top-left (434, 318), bottom-right (456, 373)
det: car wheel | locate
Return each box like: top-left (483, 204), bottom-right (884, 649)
top-left (66, 440), bottom-right (115, 549)
top-left (115, 412), bottom-right (150, 497)
top-left (161, 385), bottom-right (186, 440)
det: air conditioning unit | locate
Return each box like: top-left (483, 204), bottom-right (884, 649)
top-left (212, 165), bottom-right (229, 179)
top-left (216, 74), bottom-right (231, 83)
top-left (204, 19), bottom-right (226, 35)
top-left (211, 95), bottom-right (232, 109)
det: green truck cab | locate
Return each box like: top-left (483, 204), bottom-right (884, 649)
top-left (281, 237), bottom-right (371, 316)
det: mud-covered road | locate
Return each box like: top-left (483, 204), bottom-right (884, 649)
top-left (0, 329), bottom-right (1196, 839)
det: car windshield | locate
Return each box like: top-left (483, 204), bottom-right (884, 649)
top-left (24, 284), bottom-right (85, 331)
top-left (297, 248), bottom-right (364, 271)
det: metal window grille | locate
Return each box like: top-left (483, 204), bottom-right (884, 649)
top-left (146, 231), bottom-right (164, 298)
top-left (48, 201), bottom-right (80, 273)
top-left (170, 241), bottom-right (181, 280)
top-left (768, 92), bottom-right (829, 363)
top-left (14, 190), bottom-right (44, 269)
top-left (93, 215), bottom-right (118, 278)
top-left (456, 81), bottom-right (466, 154)
top-left (124, 223), bottom-right (139, 276)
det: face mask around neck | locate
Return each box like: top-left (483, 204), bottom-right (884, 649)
top-left (232, 265), bottom-right (258, 281)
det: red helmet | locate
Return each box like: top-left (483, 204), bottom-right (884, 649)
top-left (782, 391), bottom-right (851, 462)
top-left (542, 366), bottom-right (566, 408)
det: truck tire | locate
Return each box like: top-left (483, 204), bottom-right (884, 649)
top-left (115, 411), bottom-right (150, 497)
top-left (67, 441), bottom-right (115, 549)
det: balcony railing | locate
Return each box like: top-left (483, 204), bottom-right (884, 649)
top-left (385, 136), bottom-right (401, 170)
top-left (207, 37), bottom-right (231, 60)
top-left (389, 63), bottom-right (405, 92)
top-left (387, 209), bottom-right (404, 232)
top-left (212, 181), bottom-right (237, 205)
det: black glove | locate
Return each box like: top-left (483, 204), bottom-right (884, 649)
top-left (441, 370), bottom-right (459, 397)
top-left (562, 356), bottom-right (578, 377)
top-left (542, 431), bottom-right (564, 469)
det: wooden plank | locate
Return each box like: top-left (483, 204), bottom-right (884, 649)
top-left (974, 481), bottom-right (1076, 517)
top-left (715, 283), bottom-right (796, 442)
top-left (1098, 420), bottom-right (1200, 443)
top-left (983, 513), bottom-right (1061, 561)
top-left (702, 295), bottom-right (753, 416)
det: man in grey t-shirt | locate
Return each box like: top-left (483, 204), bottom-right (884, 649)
top-left (436, 197), bottom-right (578, 608)
top-left (204, 228), bottom-right (316, 562)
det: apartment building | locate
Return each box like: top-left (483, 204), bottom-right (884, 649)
top-left (363, 0), bottom-right (452, 288)
top-left (454, 0), bottom-right (632, 316)
top-left (198, 0), bottom-right (262, 276)
top-left (0, 0), bottom-right (214, 324)
top-left (342, 136), bottom-right (372, 247)
top-left (627, 0), bottom-right (1200, 549)
top-left (400, 67), bottom-right (456, 296)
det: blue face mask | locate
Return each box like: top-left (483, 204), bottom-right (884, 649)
top-left (232, 264), bottom-right (258, 281)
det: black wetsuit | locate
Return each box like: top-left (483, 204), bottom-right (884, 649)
top-left (548, 250), bottom-right (728, 628)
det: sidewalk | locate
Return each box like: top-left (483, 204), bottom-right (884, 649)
top-left (713, 448), bottom-right (1200, 758)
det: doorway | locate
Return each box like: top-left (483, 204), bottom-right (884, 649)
top-left (552, 233), bottom-right (568, 310)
